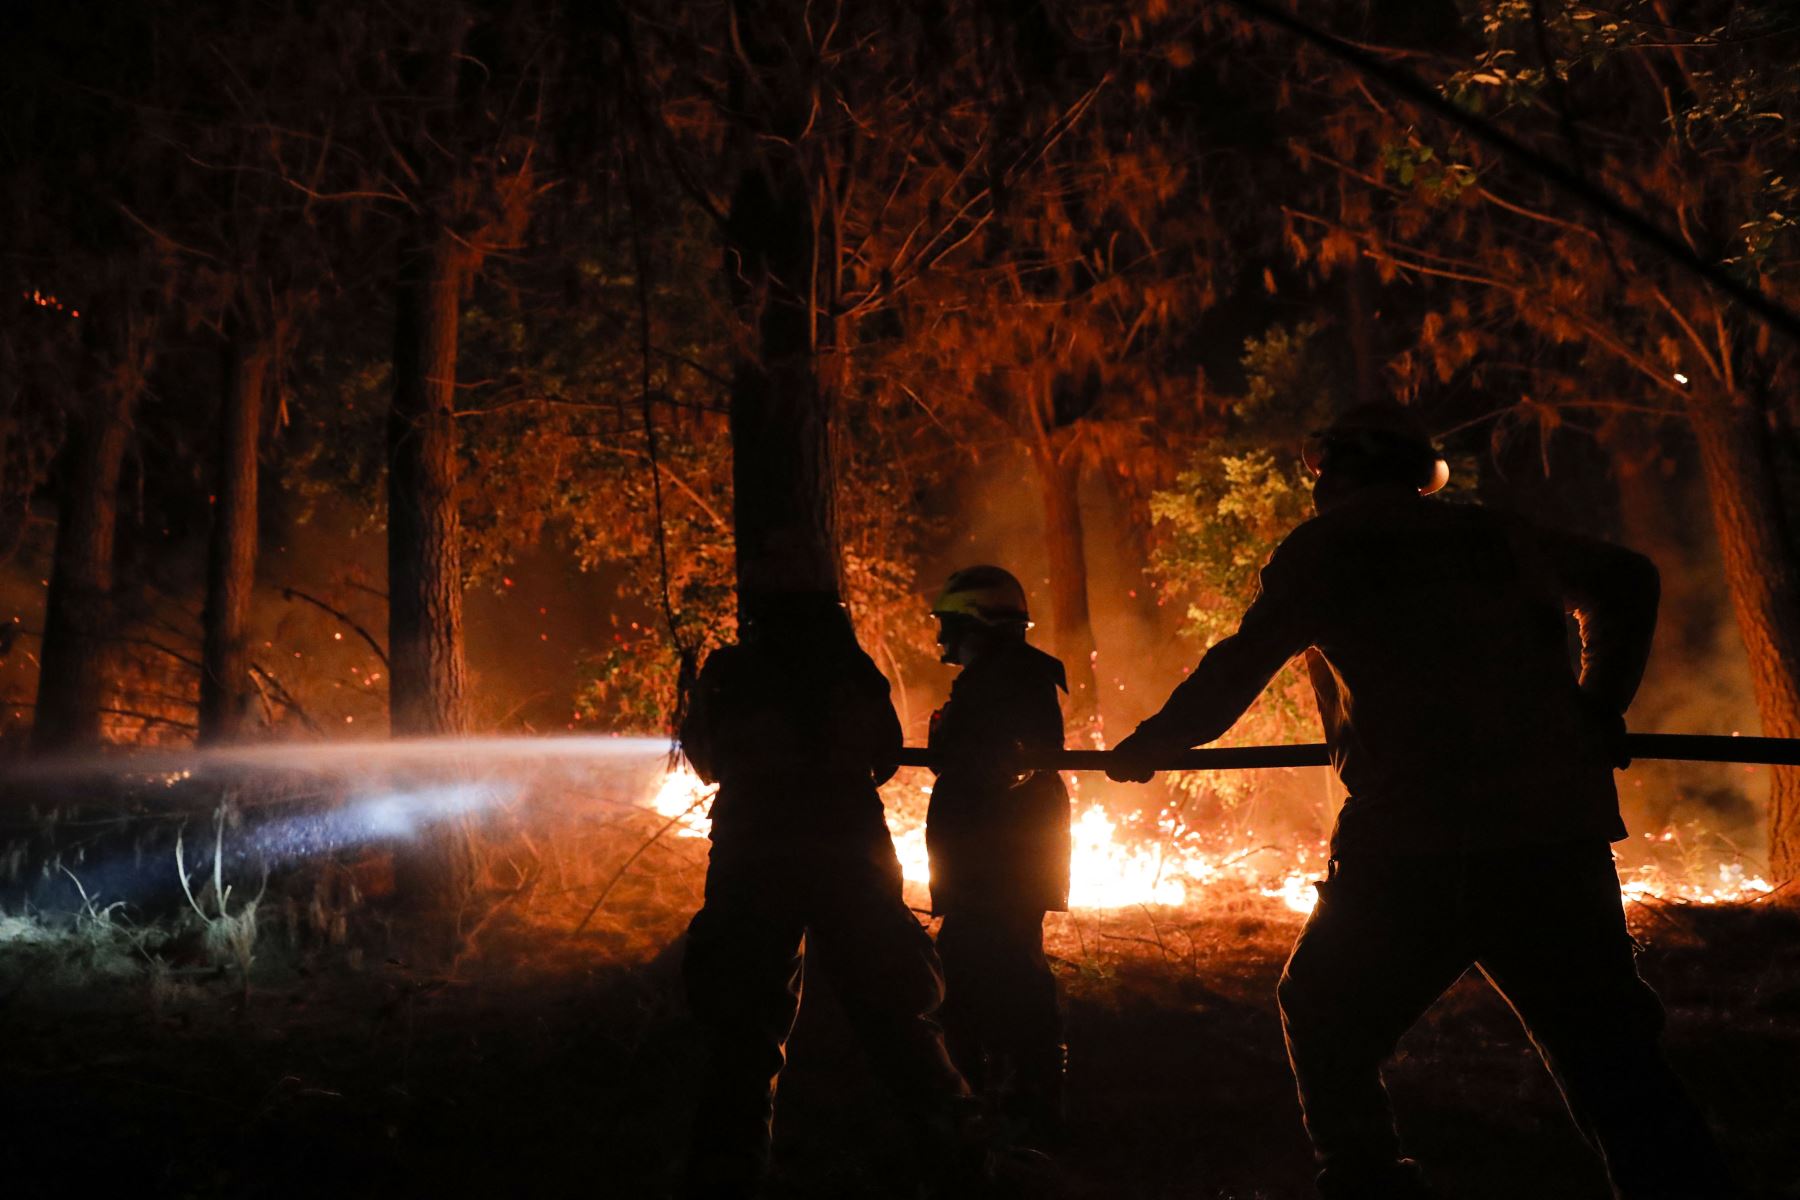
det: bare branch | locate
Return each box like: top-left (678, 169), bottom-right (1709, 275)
top-left (278, 587), bottom-right (389, 668)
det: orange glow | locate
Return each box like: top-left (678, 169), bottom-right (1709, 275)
top-left (644, 767), bottom-right (1775, 914)
top-left (647, 763), bottom-right (717, 838)
top-left (649, 766), bottom-right (1320, 912)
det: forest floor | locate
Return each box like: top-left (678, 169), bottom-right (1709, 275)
top-left (2, 808), bottom-right (1798, 1200)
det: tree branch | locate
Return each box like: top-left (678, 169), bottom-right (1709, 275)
top-left (278, 587), bottom-right (389, 668)
top-left (1225, 0), bottom-right (1800, 346)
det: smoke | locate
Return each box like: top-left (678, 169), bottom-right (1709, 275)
top-left (908, 446), bottom-right (1334, 842)
top-left (1611, 454), bottom-right (1769, 860)
top-left (907, 446), bottom-right (1196, 742)
top-left (1621, 586), bottom-right (1768, 854)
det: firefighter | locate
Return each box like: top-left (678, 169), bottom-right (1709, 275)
top-left (677, 591), bottom-right (976, 1198)
top-left (1107, 404), bottom-right (1736, 1200)
top-left (926, 565), bottom-right (1073, 1149)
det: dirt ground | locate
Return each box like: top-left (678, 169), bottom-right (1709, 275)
top-left (3, 880), bottom-right (1797, 1200)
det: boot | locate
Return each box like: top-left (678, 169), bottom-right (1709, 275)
top-left (1007, 1042), bottom-right (1068, 1152)
top-left (913, 1092), bottom-right (995, 1199)
top-left (1315, 1157), bottom-right (1434, 1200)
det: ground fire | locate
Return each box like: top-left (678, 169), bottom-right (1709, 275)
top-left (646, 760), bottom-right (1777, 917)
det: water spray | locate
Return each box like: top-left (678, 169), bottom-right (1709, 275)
top-left (0, 737), bottom-right (680, 916)
top-left (1, 732), bottom-right (1789, 922)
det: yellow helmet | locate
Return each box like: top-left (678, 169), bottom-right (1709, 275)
top-left (931, 565), bottom-right (1030, 626)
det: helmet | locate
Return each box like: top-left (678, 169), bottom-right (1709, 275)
top-left (1302, 403), bottom-right (1449, 495)
top-left (931, 565), bottom-right (1030, 626)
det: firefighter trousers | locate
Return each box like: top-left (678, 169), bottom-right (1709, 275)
top-left (681, 835), bottom-right (968, 1196)
top-left (1277, 840), bottom-right (1737, 1199)
top-left (935, 907), bottom-right (1064, 1124)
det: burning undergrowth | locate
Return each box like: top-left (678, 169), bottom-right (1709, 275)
top-left (0, 740), bottom-right (1780, 1011)
top-left (0, 742), bottom-right (1795, 1200)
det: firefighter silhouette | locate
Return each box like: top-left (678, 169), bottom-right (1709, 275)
top-left (676, 591), bottom-right (976, 1198)
top-left (1109, 404), bottom-right (1737, 1200)
top-left (926, 565), bottom-right (1073, 1149)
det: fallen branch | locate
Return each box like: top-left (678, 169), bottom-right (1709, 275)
top-left (104, 707), bottom-right (198, 733)
top-left (6, 698), bottom-right (202, 734)
top-left (248, 663), bottom-right (325, 735)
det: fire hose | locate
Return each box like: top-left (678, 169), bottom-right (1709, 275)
top-left (894, 733), bottom-right (1800, 772)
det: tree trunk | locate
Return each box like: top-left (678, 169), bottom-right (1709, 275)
top-left (725, 3), bottom-right (839, 606)
top-left (198, 329), bottom-right (269, 744)
top-left (1687, 391), bottom-right (1800, 888)
top-left (725, 203), bottom-right (837, 599)
top-left (1030, 441), bottom-right (1100, 735)
top-left (387, 222), bottom-right (471, 737)
top-left (384, 220), bottom-right (478, 943)
top-left (31, 333), bottom-right (141, 754)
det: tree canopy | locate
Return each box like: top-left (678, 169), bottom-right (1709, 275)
top-left (2, 0), bottom-right (1796, 882)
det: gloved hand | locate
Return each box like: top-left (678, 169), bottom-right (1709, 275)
top-left (997, 737), bottom-right (1034, 787)
top-left (1579, 694), bottom-right (1631, 770)
top-left (1106, 727), bottom-right (1167, 783)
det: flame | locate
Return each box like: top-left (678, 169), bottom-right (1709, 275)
top-left (891, 783), bottom-right (1325, 914)
top-left (1619, 861), bottom-right (1774, 906)
top-left (647, 764), bottom-right (717, 838)
top-left (647, 766), bottom-right (1319, 912)
top-left (642, 768), bottom-right (1773, 914)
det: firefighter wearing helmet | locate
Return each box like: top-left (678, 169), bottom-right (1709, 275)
top-left (925, 565), bottom-right (1073, 1149)
top-left (677, 591), bottom-right (980, 1197)
top-left (1108, 404), bottom-right (1735, 1199)
top-left (1300, 401), bottom-right (1451, 499)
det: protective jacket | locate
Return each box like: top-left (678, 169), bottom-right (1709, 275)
top-left (926, 640), bottom-right (1072, 913)
top-left (1130, 489), bottom-right (1657, 855)
top-left (677, 620), bottom-right (968, 1197)
top-left (680, 637), bottom-right (902, 846)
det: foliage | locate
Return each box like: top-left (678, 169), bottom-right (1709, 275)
top-left (1148, 323), bottom-right (1327, 818)
top-left (1275, 0), bottom-right (1800, 436)
top-left (1151, 449), bottom-right (1313, 652)
top-left (840, 428), bottom-right (952, 697)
